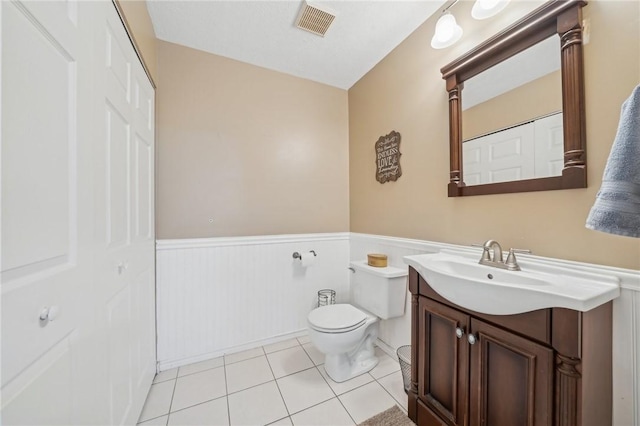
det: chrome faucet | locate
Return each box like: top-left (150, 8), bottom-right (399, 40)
top-left (482, 240), bottom-right (503, 263)
top-left (473, 240), bottom-right (531, 271)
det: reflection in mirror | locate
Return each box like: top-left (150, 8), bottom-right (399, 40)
top-left (461, 36), bottom-right (563, 185)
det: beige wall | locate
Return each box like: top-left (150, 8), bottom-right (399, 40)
top-left (156, 41), bottom-right (349, 239)
top-left (349, 0), bottom-right (640, 270)
top-left (117, 0), bottom-right (158, 82)
top-left (463, 70), bottom-right (562, 140)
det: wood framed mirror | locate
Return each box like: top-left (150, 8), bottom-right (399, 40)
top-left (442, 0), bottom-right (587, 197)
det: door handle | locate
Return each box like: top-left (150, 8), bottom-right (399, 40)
top-left (39, 306), bottom-right (60, 325)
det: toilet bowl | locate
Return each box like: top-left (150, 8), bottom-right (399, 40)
top-left (307, 304), bottom-right (379, 382)
top-left (306, 260), bottom-right (408, 383)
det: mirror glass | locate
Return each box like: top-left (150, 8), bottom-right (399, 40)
top-left (461, 36), bottom-right (563, 186)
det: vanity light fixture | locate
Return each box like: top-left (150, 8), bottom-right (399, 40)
top-left (471, 0), bottom-right (511, 20)
top-left (431, 9), bottom-right (463, 49)
top-left (431, 0), bottom-right (511, 49)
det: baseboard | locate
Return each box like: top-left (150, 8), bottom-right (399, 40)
top-left (157, 329), bottom-right (308, 371)
top-left (375, 338), bottom-right (399, 360)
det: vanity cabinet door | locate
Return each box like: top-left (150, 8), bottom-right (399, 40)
top-left (469, 318), bottom-right (554, 426)
top-left (418, 296), bottom-right (470, 426)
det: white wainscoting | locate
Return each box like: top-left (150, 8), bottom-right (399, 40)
top-left (156, 233), bottom-right (349, 370)
top-left (157, 232), bottom-right (639, 424)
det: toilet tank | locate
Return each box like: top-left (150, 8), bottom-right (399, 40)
top-left (349, 261), bottom-right (408, 320)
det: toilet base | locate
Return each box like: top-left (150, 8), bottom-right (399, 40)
top-left (324, 352), bottom-right (378, 383)
top-left (323, 329), bottom-right (379, 383)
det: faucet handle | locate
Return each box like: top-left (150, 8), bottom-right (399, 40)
top-left (471, 243), bottom-right (491, 262)
top-left (505, 248), bottom-right (531, 271)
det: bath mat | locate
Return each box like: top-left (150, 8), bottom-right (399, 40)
top-left (358, 405), bottom-right (416, 426)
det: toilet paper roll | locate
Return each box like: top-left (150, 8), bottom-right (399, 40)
top-left (300, 252), bottom-right (316, 267)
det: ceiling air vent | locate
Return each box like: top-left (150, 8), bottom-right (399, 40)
top-left (295, 1), bottom-right (336, 37)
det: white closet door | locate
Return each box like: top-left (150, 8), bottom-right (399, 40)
top-left (533, 112), bottom-right (564, 178)
top-left (1, 1), bottom-right (98, 424)
top-left (1, 1), bottom-right (155, 424)
top-left (463, 123), bottom-right (535, 185)
top-left (91, 3), bottom-right (156, 425)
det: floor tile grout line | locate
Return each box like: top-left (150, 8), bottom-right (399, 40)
top-left (314, 365), bottom-right (339, 399)
top-left (152, 369), bottom-right (179, 384)
top-left (224, 364), bottom-right (318, 398)
top-left (319, 367), bottom-right (406, 421)
top-left (342, 375), bottom-right (405, 424)
top-left (300, 343), bottom-right (326, 367)
top-left (286, 394), bottom-right (337, 417)
top-left (223, 356), bottom-right (232, 426)
top-left (223, 345), bottom-right (267, 366)
top-left (263, 338), bottom-right (304, 355)
top-left (314, 365), bottom-right (358, 425)
top-left (165, 374), bottom-right (178, 425)
top-left (372, 373), bottom-right (406, 411)
top-left (136, 412), bottom-right (168, 425)
top-left (175, 363), bottom-right (225, 380)
top-left (227, 377), bottom-right (274, 396)
top-left (152, 377), bottom-right (175, 385)
top-left (264, 349), bottom-right (291, 418)
top-left (163, 394), bottom-right (229, 417)
top-left (265, 345), bottom-right (314, 376)
top-left (315, 365), bottom-right (378, 398)
top-left (224, 353), bottom-right (263, 366)
top-left (267, 415), bottom-right (292, 426)
top-left (166, 370), bottom-right (228, 415)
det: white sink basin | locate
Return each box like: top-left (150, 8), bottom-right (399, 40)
top-left (404, 250), bottom-right (620, 315)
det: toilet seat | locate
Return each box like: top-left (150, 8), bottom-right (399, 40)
top-left (308, 304), bottom-right (368, 333)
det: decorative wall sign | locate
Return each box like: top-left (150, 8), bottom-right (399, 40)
top-left (375, 131), bottom-right (402, 183)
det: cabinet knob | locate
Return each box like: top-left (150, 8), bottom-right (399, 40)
top-left (468, 334), bottom-right (477, 345)
top-left (456, 327), bottom-right (465, 339)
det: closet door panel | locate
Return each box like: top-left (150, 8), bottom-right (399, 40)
top-left (134, 133), bottom-right (153, 242)
top-left (1, 1), bottom-right (95, 424)
top-left (106, 104), bottom-right (132, 249)
top-left (106, 285), bottom-right (134, 425)
top-left (94, 4), bottom-right (156, 425)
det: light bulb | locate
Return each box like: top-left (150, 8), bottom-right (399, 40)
top-left (478, 0), bottom-right (500, 10)
top-left (435, 14), bottom-right (456, 42)
top-left (472, 0), bottom-right (510, 20)
top-left (431, 12), bottom-right (463, 49)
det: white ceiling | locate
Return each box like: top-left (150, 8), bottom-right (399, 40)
top-left (147, 0), bottom-right (447, 90)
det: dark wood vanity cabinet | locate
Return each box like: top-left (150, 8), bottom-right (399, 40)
top-left (407, 267), bottom-right (612, 426)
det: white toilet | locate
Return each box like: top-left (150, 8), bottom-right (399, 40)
top-left (307, 261), bottom-right (408, 382)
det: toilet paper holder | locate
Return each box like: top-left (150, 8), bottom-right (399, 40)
top-left (293, 250), bottom-right (316, 260)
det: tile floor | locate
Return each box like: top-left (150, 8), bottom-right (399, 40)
top-left (138, 336), bottom-right (407, 426)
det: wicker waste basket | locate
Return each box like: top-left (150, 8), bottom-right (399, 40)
top-left (396, 345), bottom-right (411, 394)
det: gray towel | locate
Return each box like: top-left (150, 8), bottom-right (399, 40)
top-left (586, 84), bottom-right (640, 238)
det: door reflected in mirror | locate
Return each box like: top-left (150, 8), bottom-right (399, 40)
top-left (461, 36), bottom-right (563, 186)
